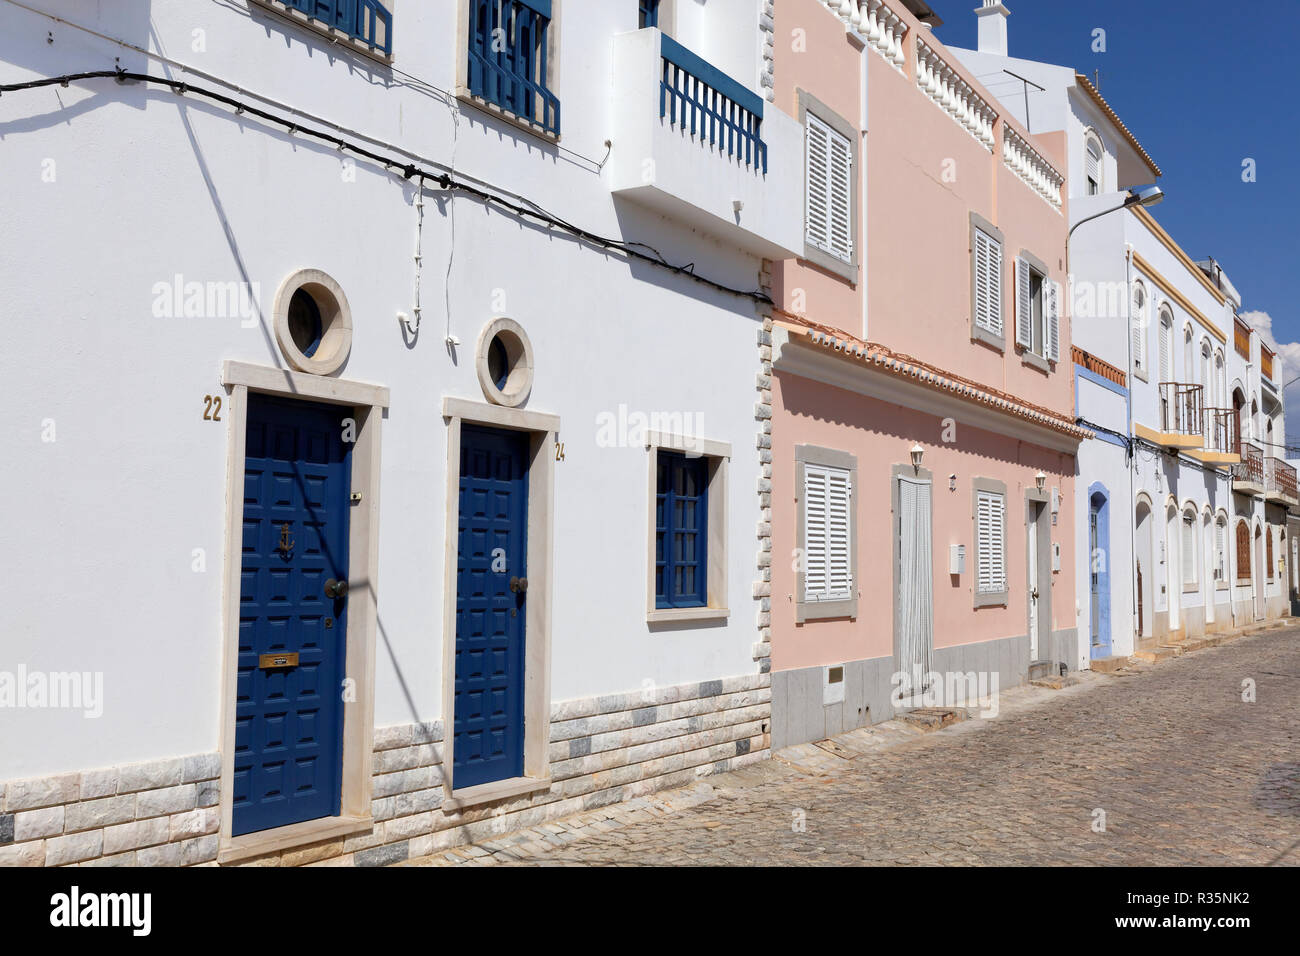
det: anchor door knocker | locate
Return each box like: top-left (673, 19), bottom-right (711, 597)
top-left (277, 522), bottom-right (295, 557)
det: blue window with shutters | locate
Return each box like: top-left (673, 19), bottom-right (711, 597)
top-left (467, 0), bottom-right (561, 136)
top-left (639, 0), bottom-right (660, 29)
top-left (276, 0), bottom-right (393, 55)
top-left (656, 451), bottom-right (708, 609)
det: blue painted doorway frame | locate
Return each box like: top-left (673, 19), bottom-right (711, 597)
top-left (1088, 483), bottom-right (1112, 659)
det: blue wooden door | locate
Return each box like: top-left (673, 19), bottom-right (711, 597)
top-left (1089, 493), bottom-right (1112, 659)
top-left (454, 425), bottom-right (529, 789)
top-left (234, 394), bottom-right (351, 836)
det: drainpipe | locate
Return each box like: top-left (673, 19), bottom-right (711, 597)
top-left (1125, 245), bottom-right (1139, 649)
top-left (860, 31), bottom-right (869, 340)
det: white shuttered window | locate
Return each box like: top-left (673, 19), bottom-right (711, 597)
top-left (804, 463), bottom-right (853, 602)
top-left (805, 113), bottom-right (853, 263)
top-left (1132, 284), bottom-right (1147, 373)
top-left (975, 491), bottom-right (1006, 594)
top-left (973, 228), bottom-right (1003, 337)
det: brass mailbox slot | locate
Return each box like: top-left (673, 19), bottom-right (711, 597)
top-left (259, 652), bottom-right (300, 670)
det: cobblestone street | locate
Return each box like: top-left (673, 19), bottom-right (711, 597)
top-left (416, 628), bottom-right (1300, 866)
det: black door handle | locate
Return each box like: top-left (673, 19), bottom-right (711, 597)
top-left (509, 576), bottom-right (528, 594)
top-left (325, 578), bottom-right (349, 599)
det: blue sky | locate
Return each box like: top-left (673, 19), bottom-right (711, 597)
top-left (927, 0), bottom-right (1300, 398)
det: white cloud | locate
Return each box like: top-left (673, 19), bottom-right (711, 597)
top-left (1241, 309), bottom-right (1300, 458)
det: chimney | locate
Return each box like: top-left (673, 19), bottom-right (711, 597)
top-left (975, 1), bottom-right (1010, 57)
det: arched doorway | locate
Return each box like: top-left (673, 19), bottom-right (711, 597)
top-left (1233, 388), bottom-right (1246, 454)
top-left (1203, 508), bottom-right (1215, 626)
top-left (1166, 500), bottom-right (1181, 632)
top-left (1088, 486), bottom-right (1111, 658)
top-left (1135, 498), bottom-right (1154, 641)
top-left (1254, 522), bottom-right (1266, 621)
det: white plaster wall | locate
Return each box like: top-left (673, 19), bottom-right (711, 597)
top-left (1074, 378), bottom-right (1133, 661)
top-left (0, 0), bottom-right (773, 778)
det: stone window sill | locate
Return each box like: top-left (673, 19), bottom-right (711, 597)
top-left (1019, 348), bottom-right (1051, 374)
top-left (442, 776), bottom-right (552, 813)
top-left (218, 814), bottom-right (374, 865)
top-left (647, 606), bottom-right (730, 624)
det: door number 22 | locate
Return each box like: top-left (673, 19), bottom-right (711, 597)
top-left (202, 395), bottom-right (223, 422)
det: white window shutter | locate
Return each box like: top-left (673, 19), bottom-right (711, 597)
top-left (1182, 514), bottom-right (1196, 586)
top-left (1046, 279), bottom-right (1060, 362)
top-left (825, 468), bottom-right (852, 599)
top-left (827, 131), bottom-right (853, 262)
top-left (805, 113), bottom-right (852, 264)
top-left (1015, 256), bottom-right (1032, 349)
top-left (1131, 290), bottom-right (1146, 370)
top-left (803, 465), bottom-right (828, 601)
top-left (803, 463), bottom-right (853, 603)
top-left (805, 116), bottom-right (830, 253)
top-left (976, 491), bottom-right (1006, 593)
top-left (973, 229), bottom-right (1002, 337)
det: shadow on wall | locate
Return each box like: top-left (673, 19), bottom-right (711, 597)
top-left (1, 0), bottom-right (153, 102)
top-left (775, 367), bottom-right (1069, 475)
top-left (611, 195), bottom-right (766, 321)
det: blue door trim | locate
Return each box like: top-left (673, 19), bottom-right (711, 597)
top-left (234, 394), bottom-right (351, 836)
top-left (454, 425), bottom-right (530, 789)
top-left (1088, 482), bottom-right (1112, 659)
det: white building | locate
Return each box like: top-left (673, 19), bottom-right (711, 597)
top-left (0, 0), bottom-right (799, 866)
top-left (953, 3), bottom-right (1292, 665)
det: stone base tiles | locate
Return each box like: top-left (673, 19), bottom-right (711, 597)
top-left (0, 753), bottom-right (220, 867)
top-left (1, 673), bottom-right (771, 867)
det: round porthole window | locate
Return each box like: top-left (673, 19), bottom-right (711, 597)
top-left (476, 318), bottom-right (534, 407)
top-left (273, 269), bottom-right (353, 375)
top-left (287, 288), bottom-right (324, 358)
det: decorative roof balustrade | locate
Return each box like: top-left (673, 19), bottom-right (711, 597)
top-left (1002, 126), bottom-right (1064, 211)
top-left (915, 33), bottom-right (996, 151)
top-left (818, 1), bottom-right (906, 72)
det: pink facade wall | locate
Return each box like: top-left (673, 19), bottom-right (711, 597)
top-left (769, 0), bottom-right (1079, 676)
top-left (769, 372), bottom-right (1077, 672)
top-left (769, 0), bottom-right (863, 328)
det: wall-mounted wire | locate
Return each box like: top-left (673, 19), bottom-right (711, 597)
top-left (0, 70), bottom-right (773, 307)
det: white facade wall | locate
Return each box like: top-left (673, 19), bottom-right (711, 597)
top-left (962, 42), bottom-right (1291, 663)
top-left (1074, 378), bottom-right (1134, 659)
top-left (0, 0), bottom-right (786, 860)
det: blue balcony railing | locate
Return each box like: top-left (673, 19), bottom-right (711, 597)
top-left (659, 34), bottom-right (766, 174)
top-left (280, 0), bottom-right (392, 55)
top-left (467, 0), bottom-right (561, 136)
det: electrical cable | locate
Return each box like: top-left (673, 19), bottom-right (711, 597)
top-left (0, 69), bottom-right (773, 306)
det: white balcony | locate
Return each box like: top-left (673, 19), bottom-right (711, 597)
top-left (608, 29), bottom-right (803, 259)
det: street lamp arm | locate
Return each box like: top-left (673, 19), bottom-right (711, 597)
top-left (1068, 196), bottom-right (1137, 240)
top-left (1067, 185), bottom-right (1164, 241)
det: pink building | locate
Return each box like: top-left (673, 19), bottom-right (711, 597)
top-left (764, 0), bottom-right (1088, 748)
